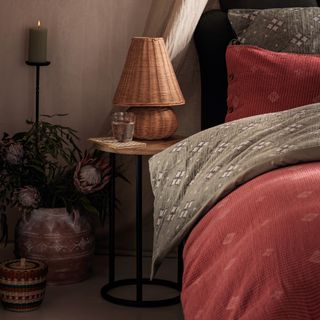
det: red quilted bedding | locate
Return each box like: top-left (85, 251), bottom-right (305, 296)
top-left (182, 162), bottom-right (320, 320)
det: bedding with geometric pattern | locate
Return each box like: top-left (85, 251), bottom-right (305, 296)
top-left (170, 4), bottom-right (320, 319)
top-left (182, 162), bottom-right (320, 319)
top-left (225, 45), bottom-right (320, 122)
top-left (228, 7), bottom-right (320, 54)
top-left (149, 103), bottom-right (320, 277)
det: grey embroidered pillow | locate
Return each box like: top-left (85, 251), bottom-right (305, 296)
top-left (228, 7), bottom-right (320, 53)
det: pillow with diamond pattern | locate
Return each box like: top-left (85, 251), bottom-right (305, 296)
top-left (225, 45), bottom-right (320, 122)
top-left (228, 7), bottom-right (320, 54)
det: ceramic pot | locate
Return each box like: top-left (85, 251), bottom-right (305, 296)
top-left (15, 208), bottom-right (95, 285)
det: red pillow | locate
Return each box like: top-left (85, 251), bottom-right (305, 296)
top-left (225, 45), bottom-right (320, 122)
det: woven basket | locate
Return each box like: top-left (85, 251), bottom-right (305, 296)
top-left (0, 258), bottom-right (48, 312)
top-left (129, 107), bottom-right (178, 140)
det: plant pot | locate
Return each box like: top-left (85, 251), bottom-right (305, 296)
top-left (15, 208), bottom-right (95, 285)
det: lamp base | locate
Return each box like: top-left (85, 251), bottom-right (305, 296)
top-left (129, 107), bottom-right (178, 140)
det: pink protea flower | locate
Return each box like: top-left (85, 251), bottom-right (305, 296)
top-left (15, 186), bottom-right (40, 211)
top-left (6, 143), bottom-right (24, 165)
top-left (74, 153), bottom-right (111, 194)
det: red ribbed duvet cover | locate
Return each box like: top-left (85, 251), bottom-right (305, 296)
top-left (182, 162), bottom-right (320, 320)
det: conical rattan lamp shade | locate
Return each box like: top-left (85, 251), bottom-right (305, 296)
top-left (113, 37), bottom-right (185, 106)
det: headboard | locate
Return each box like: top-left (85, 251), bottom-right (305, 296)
top-left (194, 0), bottom-right (320, 130)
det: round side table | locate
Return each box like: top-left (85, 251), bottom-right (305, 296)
top-left (89, 136), bottom-right (185, 307)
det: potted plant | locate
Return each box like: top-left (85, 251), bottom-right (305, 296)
top-left (0, 116), bottom-right (111, 285)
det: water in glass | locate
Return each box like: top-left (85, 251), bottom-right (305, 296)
top-left (112, 112), bottom-right (135, 142)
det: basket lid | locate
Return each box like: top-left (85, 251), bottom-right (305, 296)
top-left (0, 258), bottom-right (47, 279)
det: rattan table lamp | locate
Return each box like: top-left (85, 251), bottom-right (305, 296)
top-left (113, 37), bottom-right (185, 140)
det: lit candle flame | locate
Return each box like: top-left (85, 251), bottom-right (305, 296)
top-left (37, 20), bottom-right (41, 28)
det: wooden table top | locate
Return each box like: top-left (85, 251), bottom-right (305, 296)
top-left (89, 135), bottom-right (186, 156)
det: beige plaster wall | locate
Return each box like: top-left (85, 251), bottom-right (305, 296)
top-left (0, 0), bottom-right (151, 247)
top-left (0, 0), bottom-right (202, 255)
top-left (0, 0), bottom-right (152, 138)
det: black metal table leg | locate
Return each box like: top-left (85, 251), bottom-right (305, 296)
top-left (136, 155), bottom-right (143, 302)
top-left (108, 153), bottom-right (116, 284)
top-left (178, 242), bottom-right (184, 290)
top-left (101, 154), bottom-right (181, 308)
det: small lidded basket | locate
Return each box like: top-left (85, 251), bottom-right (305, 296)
top-left (0, 258), bottom-right (48, 312)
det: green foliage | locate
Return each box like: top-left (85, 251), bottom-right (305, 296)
top-left (0, 117), bottom-right (114, 243)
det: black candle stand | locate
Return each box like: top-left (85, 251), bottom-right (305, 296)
top-left (26, 61), bottom-right (51, 124)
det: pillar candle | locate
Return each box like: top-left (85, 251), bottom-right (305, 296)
top-left (28, 20), bottom-right (47, 63)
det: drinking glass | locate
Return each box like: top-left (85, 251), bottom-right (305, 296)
top-left (112, 112), bottom-right (135, 142)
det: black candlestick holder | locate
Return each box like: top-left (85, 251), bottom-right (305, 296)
top-left (26, 61), bottom-right (51, 124)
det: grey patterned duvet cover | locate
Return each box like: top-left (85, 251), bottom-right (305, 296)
top-left (149, 103), bottom-right (320, 277)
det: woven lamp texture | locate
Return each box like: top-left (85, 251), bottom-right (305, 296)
top-left (113, 37), bottom-right (185, 107)
top-left (129, 107), bottom-right (178, 140)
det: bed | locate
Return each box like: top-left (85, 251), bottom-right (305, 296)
top-left (149, 1), bottom-right (320, 319)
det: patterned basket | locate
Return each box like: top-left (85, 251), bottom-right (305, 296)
top-left (0, 258), bottom-right (48, 312)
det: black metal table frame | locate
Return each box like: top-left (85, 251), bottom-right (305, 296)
top-left (101, 153), bottom-right (183, 307)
